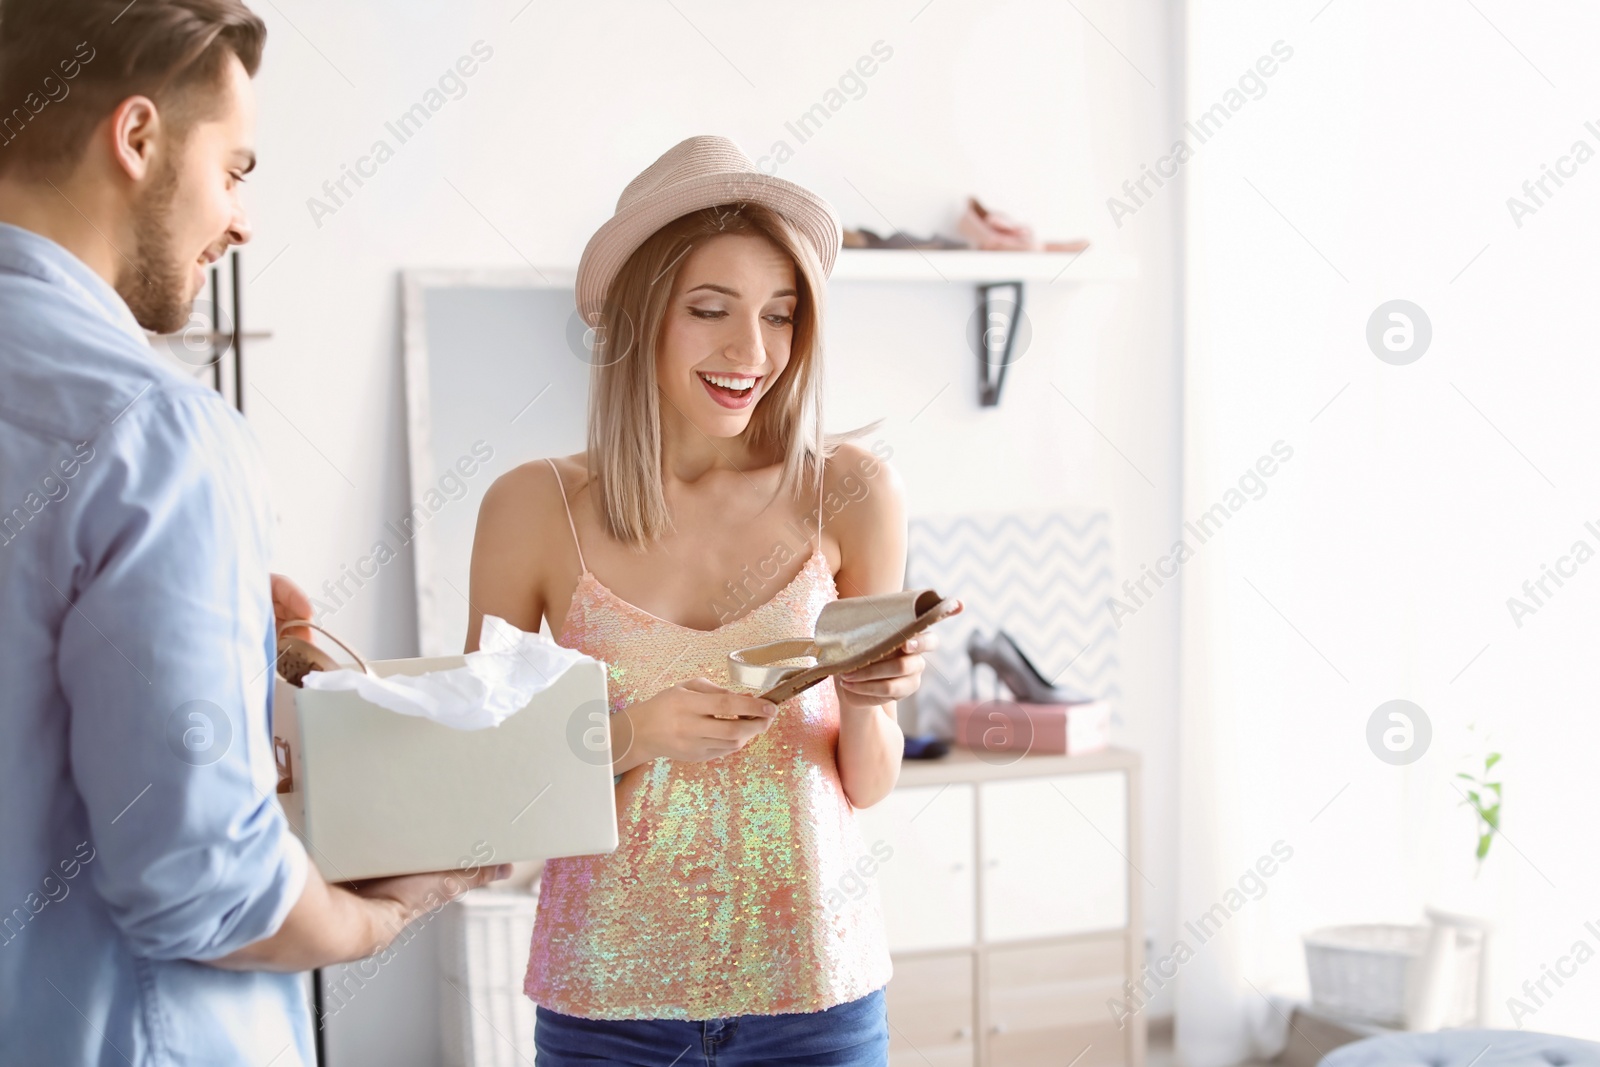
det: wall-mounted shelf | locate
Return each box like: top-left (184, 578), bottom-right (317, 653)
top-left (442, 248), bottom-right (1138, 409)
top-left (830, 248), bottom-right (1138, 407)
top-left (486, 249), bottom-right (1138, 289)
top-left (830, 247), bottom-right (1138, 284)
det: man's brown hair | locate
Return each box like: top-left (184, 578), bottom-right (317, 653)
top-left (0, 0), bottom-right (266, 178)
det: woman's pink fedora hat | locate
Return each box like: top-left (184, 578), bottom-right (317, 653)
top-left (574, 135), bottom-right (843, 326)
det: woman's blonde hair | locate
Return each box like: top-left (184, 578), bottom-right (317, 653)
top-left (585, 201), bottom-right (838, 545)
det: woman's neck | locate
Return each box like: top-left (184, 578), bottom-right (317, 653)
top-left (658, 405), bottom-right (769, 484)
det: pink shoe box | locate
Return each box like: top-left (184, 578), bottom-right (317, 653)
top-left (952, 699), bottom-right (1111, 757)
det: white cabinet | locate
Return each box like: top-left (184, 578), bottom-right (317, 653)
top-left (884, 952), bottom-right (976, 1067)
top-left (855, 783), bottom-right (975, 951)
top-left (873, 750), bottom-right (1144, 1067)
top-left (978, 772), bottom-right (1129, 942)
top-left (985, 936), bottom-right (1128, 1067)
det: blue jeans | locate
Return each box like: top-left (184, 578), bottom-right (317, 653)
top-left (533, 987), bottom-right (889, 1066)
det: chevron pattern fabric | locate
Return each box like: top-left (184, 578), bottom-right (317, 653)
top-left (905, 511), bottom-right (1120, 737)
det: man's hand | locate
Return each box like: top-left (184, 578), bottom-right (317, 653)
top-left (271, 573), bottom-right (313, 641)
top-left (344, 866), bottom-right (514, 949)
top-left (212, 863), bottom-right (512, 972)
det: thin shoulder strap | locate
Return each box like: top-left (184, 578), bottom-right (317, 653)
top-left (544, 458), bottom-right (589, 575)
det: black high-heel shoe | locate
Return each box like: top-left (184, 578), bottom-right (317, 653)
top-left (968, 629), bottom-right (1094, 705)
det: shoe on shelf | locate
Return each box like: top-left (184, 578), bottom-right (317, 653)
top-left (967, 628), bottom-right (1094, 705)
top-left (959, 196), bottom-right (1091, 254)
top-left (843, 227), bottom-right (969, 251)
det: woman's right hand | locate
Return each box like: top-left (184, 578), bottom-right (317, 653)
top-left (616, 678), bottom-right (778, 768)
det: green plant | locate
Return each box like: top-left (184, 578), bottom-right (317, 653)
top-left (1457, 752), bottom-right (1502, 865)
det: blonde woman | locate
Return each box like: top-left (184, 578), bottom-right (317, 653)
top-left (465, 137), bottom-right (930, 1066)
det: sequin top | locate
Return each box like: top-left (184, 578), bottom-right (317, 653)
top-left (523, 460), bottom-right (893, 1020)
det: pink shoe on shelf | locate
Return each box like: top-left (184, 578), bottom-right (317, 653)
top-left (959, 197), bottom-right (1091, 254)
top-left (959, 196), bottom-right (1035, 250)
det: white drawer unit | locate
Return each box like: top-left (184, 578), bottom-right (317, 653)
top-left (868, 749), bottom-right (1144, 1067)
top-left (854, 783), bottom-right (976, 952)
top-left (979, 772), bottom-right (1129, 942)
top-left (884, 952), bottom-right (977, 1067)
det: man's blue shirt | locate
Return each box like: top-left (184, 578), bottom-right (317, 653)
top-left (0, 222), bottom-right (312, 1066)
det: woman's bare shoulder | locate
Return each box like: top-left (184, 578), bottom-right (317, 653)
top-left (475, 453), bottom-right (594, 557)
top-left (819, 441), bottom-right (908, 588)
top-left (823, 440), bottom-right (905, 570)
top-left (469, 454), bottom-right (592, 636)
top-left (825, 441), bottom-right (903, 515)
top-left (481, 453), bottom-right (590, 514)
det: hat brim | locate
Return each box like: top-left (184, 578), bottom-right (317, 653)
top-left (574, 172), bottom-right (842, 325)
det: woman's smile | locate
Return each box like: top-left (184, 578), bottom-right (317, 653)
top-left (655, 232), bottom-right (797, 431)
top-left (696, 369), bottom-right (763, 408)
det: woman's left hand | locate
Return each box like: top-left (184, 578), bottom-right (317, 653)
top-left (835, 631), bottom-right (939, 713)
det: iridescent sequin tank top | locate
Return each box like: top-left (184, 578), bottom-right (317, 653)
top-left (523, 459), bottom-right (893, 1020)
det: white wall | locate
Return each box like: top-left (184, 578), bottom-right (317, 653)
top-left (240, 1), bottom-right (1182, 1060)
top-left (1180, 0), bottom-right (1600, 1053)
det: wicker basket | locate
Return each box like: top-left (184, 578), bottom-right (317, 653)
top-left (439, 890), bottom-right (540, 1067)
top-left (1303, 923), bottom-right (1482, 1027)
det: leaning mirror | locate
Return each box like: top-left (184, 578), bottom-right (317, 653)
top-left (400, 269), bottom-right (587, 656)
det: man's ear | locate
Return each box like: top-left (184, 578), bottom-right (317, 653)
top-left (107, 95), bottom-right (161, 182)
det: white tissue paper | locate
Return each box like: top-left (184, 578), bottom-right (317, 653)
top-left (299, 614), bottom-right (593, 730)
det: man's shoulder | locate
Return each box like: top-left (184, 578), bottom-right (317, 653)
top-left (0, 272), bottom-right (222, 451)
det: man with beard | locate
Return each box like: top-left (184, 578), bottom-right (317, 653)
top-left (0, 3), bottom-right (506, 1064)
